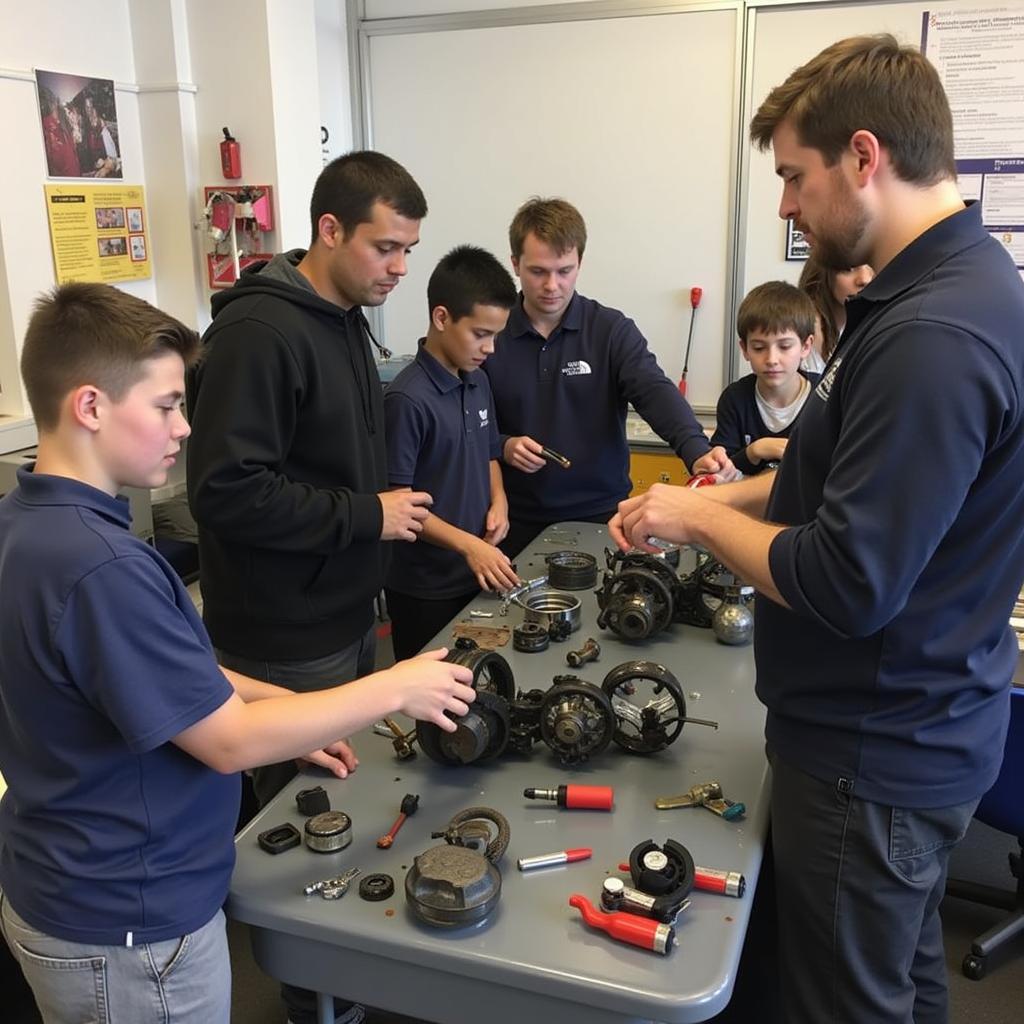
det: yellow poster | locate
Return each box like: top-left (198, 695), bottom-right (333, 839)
top-left (43, 183), bottom-right (151, 284)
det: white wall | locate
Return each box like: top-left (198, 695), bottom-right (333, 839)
top-left (0, 0), bottom-right (151, 423)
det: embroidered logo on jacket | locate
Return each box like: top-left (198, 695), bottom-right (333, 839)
top-left (561, 360), bottom-right (592, 377)
top-left (478, 409), bottom-right (489, 428)
top-left (815, 355), bottom-right (843, 402)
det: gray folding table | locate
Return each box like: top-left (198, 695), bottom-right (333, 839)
top-left (228, 523), bottom-right (768, 1024)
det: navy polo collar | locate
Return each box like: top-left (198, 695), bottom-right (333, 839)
top-left (414, 340), bottom-right (480, 395)
top-left (14, 465), bottom-right (131, 527)
top-left (506, 291), bottom-right (583, 340)
top-left (845, 201), bottom-right (986, 331)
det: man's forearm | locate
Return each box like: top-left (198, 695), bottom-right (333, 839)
top-left (701, 470), bottom-right (776, 518)
top-left (689, 501), bottom-right (788, 606)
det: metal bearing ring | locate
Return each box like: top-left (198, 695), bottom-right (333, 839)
top-left (359, 872), bottom-right (396, 901)
top-left (519, 590), bottom-right (582, 636)
top-left (304, 810), bottom-right (352, 853)
top-left (545, 550), bottom-right (598, 590)
top-left (513, 621), bottom-right (550, 652)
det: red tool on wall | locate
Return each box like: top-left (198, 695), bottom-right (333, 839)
top-left (678, 286), bottom-right (703, 397)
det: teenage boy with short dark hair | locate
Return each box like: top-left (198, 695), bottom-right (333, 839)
top-left (384, 245), bottom-right (520, 659)
top-left (0, 283), bottom-right (475, 1024)
top-left (711, 280), bottom-right (818, 475)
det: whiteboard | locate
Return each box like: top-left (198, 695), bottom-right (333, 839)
top-left (363, 5), bottom-right (742, 410)
top-left (739, 0), bottom-right (1022, 301)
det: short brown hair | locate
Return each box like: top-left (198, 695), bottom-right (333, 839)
top-left (509, 198), bottom-right (587, 260)
top-left (737, 281), bottom-right (815, 344)
top-left (21, 283), bottom-right (199, 431)
top-left (750, 34), bottom-right (955, 185)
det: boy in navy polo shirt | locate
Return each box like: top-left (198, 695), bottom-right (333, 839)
top-left (0, 283), bottom-right (475, 1024)
top-left (384, 246), bottom-right (520, 659)
top-left (710, 281), bottom-right (818, 475)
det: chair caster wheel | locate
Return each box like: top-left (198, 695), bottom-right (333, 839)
top-left (962, 953), bottom-right (986, 981)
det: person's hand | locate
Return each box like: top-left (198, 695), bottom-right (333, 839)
top-left (608, 483), bottom-right (707, 552)
top-left (692, 445), bottom-right (736, 479)
top-left (387, 649), bottom-right (476, 731)
top-left (464, 536), bottom-right (520, 591)
top-left (297, 739), bottom-right (359, 779)
top-left (483, 495), bottom-right (510, 545)
top-left (378, 488), bottom-right (432, 541)
top-left (747, 438), bottom-right (787, 466)
top-left (503, 435), bottom-right (546, 473)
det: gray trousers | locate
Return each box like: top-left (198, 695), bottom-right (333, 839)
top-left (217, 627), bottom-right (376, 808)
top-left (769, 751), bottom-right (977, 1024)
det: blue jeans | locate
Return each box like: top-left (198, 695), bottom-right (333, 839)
top-left (0, 892), bottom-right (230, 1023)
top-left (216, 633), bottom-right (375, 1024)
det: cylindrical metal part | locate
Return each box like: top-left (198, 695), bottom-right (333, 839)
top-left (694, 866), bottom-right (746, 898)
top-left (517, 847), bottom-right (592, 872)
top-left (303, 811), bottom-right (352, 853)
top-left (601, 878), bottom-right (659, 915)
top-left (642, 850), bottom-right (669, 873)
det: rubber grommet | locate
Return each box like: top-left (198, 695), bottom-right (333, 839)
top-left (359, 872), bottom-right (396, 902)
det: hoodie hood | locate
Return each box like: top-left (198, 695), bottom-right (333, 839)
top-left (208, 248), bottom-right (381, 433)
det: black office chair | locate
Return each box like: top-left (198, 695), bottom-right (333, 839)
top-left (946, 685), bottom-right (1024, 980)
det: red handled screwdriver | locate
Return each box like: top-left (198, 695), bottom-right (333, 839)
top-left (679, 286), bottom-right (703, 397)
top-left (524, 784), bottom-right (614, 811)
top-left (569, 894), bottom-right (675, 954)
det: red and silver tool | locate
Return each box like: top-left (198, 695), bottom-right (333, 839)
top-left (376, 793), bottom-right (419, 849)
top-left (523, 784), bottom-right (614, 811)
top-left (678, 286), bottom-right (703, 397)
top-left (569, 894), bottom-right (675, 954)
top-left (517, 847), bottom-right (592, 872)
top-left (686, 473), bottom-right (716, 489)
top-left (618, 861), bottom-right (745, 898)
top-left (694, 866), bottom-right (745, 898)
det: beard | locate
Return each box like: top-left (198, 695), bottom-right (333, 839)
top-left (807, 169), bottom-right (871, 271)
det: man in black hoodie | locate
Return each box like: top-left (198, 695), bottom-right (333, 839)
top-left (188, 151), bottom-right (429, 1024)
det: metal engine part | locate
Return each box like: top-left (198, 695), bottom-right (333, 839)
top-left (405, 807), bottom-right (510, 928)
top-left (519, 589), bottom-right (582, 636)
top-left (595, 550), bottom-right (678, 641)
top-left (539, 676), bottom-right (616, 766)
top-left (416, 640), bottom-right (515, 766)
top-left (711, 582), bottom-right (756, 645)
top-left (513, 621), bottom-right (550, 653)
top-left (545, 550), bottom-right (599, 590)
top-left (602, 660), bottom-right (689, 754)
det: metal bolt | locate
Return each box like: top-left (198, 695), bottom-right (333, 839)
top-left (566, 637), bottom-right (600, 668)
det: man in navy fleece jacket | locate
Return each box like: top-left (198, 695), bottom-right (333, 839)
top-left (613, 34), bottom-right (1024, 1024)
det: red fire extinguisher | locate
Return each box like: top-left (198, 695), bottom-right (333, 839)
top-left (220, 127), bottom-right (242, 179)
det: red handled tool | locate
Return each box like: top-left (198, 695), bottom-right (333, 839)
top-left (617, 861), bottom-right (744, 897)
top-left (376, 793), bottom-right (419, 849)
top-left (569, 894), bottom-right (675, 954)
top-left (679, 286), bottom-right (703, 397)
top-left (686, 473), bottom-right (716, 489)
top-left (524, 784), bottom-right (614, 811)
